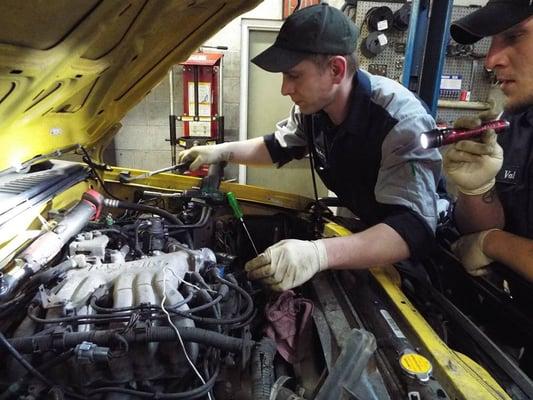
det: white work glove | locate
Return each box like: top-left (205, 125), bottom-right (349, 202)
top-left (177, 143), bottom-right (233, 171)
top-left (244, 239), bottom-right (328, 292)
top-left (451, 229), bottom-right (500, 276)
top-left (443, 115), bottom-right (503, 195)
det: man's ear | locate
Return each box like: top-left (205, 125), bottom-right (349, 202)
top-left (329, 56), bottom-right (347, 83)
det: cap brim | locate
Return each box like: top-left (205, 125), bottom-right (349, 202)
top-left (450, 4), bottom-right (532, 44)
top-left (251, 45), bottom-right (308, 73)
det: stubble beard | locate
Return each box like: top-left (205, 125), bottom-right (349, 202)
top-left (504, 93), bottom-right (533, 115)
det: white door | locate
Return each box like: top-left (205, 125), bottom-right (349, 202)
top-left (246, 29), bottom-right (328, 198)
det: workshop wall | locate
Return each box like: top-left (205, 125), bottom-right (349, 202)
top-left (105, 0), bottom-right (282, 178)
top-left (351, 0), bottom-right (493, 126)
top-left (104, 67), bottom-right (180, 171)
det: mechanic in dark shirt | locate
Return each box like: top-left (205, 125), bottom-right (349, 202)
top-left (179, 4), bottom-right (441, 291)
top-left (444, 0), bottom-right (533, 282)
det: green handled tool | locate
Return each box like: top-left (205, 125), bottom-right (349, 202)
top-left (227, 192), bottom-right (259, 255)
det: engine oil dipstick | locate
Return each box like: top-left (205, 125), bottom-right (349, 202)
top-left (226, 192), bottom-right (259, 256)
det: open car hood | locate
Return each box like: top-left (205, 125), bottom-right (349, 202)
top-left (0, 0), bottom-right (260, 173)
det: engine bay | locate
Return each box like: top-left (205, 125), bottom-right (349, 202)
top-left (0, 163), bottom-right (331, 399)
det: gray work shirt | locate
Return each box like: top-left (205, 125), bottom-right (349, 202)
top-left (263, 69), bottom-right (442, 257)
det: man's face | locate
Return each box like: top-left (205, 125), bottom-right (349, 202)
top-left (486, 16), bottom-right (533, 113)
top-left (280, 59), bottom-right (336, 115)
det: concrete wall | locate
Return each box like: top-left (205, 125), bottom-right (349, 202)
top-left (105, 0), bottom-right (282, 177)
top-left (104, 69), bottom-right (178, 170)
top-left (108, 0), bottom-right (488, 175)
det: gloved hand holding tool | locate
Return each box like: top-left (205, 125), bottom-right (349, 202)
top-left (245, 239), bottom-right (328, 292)
top-left (118, 161), bottom-right (191, 183)
top-left (443, 115), bottom-right (504, 195)
top-left (178, 143), bottom-right (234, 171)
top-left (451, 229), bottom-right (500, 276)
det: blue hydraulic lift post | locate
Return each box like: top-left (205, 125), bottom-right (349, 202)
top-left (419, 0), bottom-right (454, 116)
top-left (401, 0), bottom-right (430, 93)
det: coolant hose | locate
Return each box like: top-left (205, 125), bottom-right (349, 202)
top-left (251, 337), bottom-right (277, 400)
top-left (6, 326), bottom-right (255, 355)
top-left (103, 198), bottom-right (194, 248)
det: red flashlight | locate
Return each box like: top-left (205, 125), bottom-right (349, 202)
top-left (420, 119), bottom-right (510, 149)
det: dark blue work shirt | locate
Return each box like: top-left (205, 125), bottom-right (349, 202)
top-left (263, 69), bottom-right (442, 259)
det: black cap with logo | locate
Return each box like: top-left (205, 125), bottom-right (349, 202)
top-left (251, 3), bottom-right (358, 73)
top-left (450, 0), bottom-right (533, 44)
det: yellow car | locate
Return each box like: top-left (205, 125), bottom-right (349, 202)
top-left (0, 1), bottom-right (529, 399)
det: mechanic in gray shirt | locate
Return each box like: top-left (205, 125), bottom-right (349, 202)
top-left (179, 4), bottom-right (442, 291)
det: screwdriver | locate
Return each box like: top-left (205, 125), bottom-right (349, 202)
top-left (118, 161), bottom-right (192, 183)
top-left (227, 192), bottom-right (259, 256)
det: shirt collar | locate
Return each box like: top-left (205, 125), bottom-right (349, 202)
top-left (339, 69), bottom-right (371, 135)
top-left (503, 105), bottom-right (533, 126)
top-left (313, 69), bottom-right (372, 136)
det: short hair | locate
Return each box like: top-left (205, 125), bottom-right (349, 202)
top-left (306, 51), bottom-right (358, 76)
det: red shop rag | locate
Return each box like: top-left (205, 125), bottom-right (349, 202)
top-left (264, 290), bottom-right (314, 364)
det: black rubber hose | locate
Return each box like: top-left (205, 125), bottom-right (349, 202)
top-left (251, 337), bottom-right (277, 400)
top-left (25, 258), bottom-right (79, 288)
top-left (95, 228), bottom-right (130, 241)
top-left (86, 362), bottom-right (220, 399)
top-left (27, 305), bottom-right (135, 324)
top-left (0, 292), bottom-right (33, 314)
top-left (0, 349), bottom-right (74, 399)
top-left (0, 330), bottom-right (55, 387)
top-left (134, 220), bottom-right (150, 256)
top-left (167, 206), bottom-right (213, 230)
top-left (0, 258), bottom-right (85, 315)
top-left (215, 274), bottom-right (254, 324)
top-left (103, 198), bottom-right (180, 225)
top-left (103, 198), bottom-right (195, 249)
top-left (186, 291), bottom-right (224, 313)
top-left (6, 326), bottom-right (255, 355)
top-left (28, 306), bottom-right (236, 326)
top-left (80, 146), bottom-right (122, 201)
top-left (229, 307), bottom-right (258, 331)
top-left (161, 276), bottom-right (253, 325)
top-left (0, 331), bottom-right (86, 400)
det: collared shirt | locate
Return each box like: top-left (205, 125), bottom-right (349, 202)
top-left (263, 69), bottom-right (442, 259)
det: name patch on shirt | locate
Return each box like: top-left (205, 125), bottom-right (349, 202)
top-left (496, 165), bottom-right (520, 185)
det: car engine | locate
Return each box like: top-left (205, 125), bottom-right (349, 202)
top-left (0, 164), bottom-right (320, 400)
top-left (0, 162), bottom-right (464, 400)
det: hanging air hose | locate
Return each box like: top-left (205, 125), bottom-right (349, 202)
top-left (361, 31), bottom-right (389, 58)
top-left (393, 3), bottom-right (411, 31)
top-left (361, 7), bottom-right (393, 58)
top-left (367, 6), bottom-right (393, 32)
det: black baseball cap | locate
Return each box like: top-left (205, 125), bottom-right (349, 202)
top-left (450, 0), bottom-right (533, 44)
top-left (251, 3), bottom-right (358, 73)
